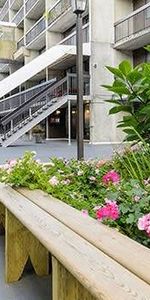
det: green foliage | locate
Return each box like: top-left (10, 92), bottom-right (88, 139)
top-left (103, 59), bottom-right (150, 143)
top-left (113, 143), bottom-right (150, 183)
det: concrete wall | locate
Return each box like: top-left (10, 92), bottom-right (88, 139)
top-left (89, 0), bottom-right (133, 143)
top-left (0, 40), bottom-right (16, 59)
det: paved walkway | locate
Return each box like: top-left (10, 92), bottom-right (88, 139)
top-left (0, 237), bottom-right (50, 300)
top-left (0, 140), bottom-right (124, 164)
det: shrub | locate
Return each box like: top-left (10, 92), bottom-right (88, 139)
top-left (102, 59), bottom-right (150, 143)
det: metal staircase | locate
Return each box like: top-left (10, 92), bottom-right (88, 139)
top-left (0, 74), bottom-right (90, 147)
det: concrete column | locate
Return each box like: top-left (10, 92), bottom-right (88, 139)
top-left (89, 0), bottom-right (133, 144)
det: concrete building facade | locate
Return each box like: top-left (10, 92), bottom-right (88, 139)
top-left (0, 0), bottom-right (149, 146)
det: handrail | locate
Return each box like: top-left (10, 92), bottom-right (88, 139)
top-left (12, 5), bottom-right (24, 25)
top-left (114, 3), bottom-right (150, 43)
top-left (0, 0), bottom-right (9, 20)
top-left (114, 2), bottom-right (150, 26)
top-left (48, 0), bottom-right (71, 27)
top-left (0, 79), bottom-right (54, 103)
top-left (26, 16), bottom-right (46, 45)
top-left (1, 77), bottom-right (67, 126)
top-left (59, 23), bottom-right (89, 45)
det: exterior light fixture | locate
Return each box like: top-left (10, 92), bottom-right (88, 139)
top-left (71, 0), bottom-right (87, 160)
top-left (71, 0), bottom-right (87, 14)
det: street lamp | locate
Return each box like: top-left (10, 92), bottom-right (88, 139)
top-left (71, 0), bottom-right (87, 160)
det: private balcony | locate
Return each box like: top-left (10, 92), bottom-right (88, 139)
top-left (0, 0), bottom-right (9, 21)
top-left (114, 3), bottom-right (150, 50)
top-left (59, 23), bottom-right (89, 46)
top-left (47, 0), bottom-right (76, 32)
top-left (11, 5), bottom-right (24, 27)
top-left (25, 0), bottom-right (45, 20)
top-left (17, 36), bottom-right (24, 49)
top-left (25, 16), bottom-right (46, 49)
top-left (10, 0), bottom-right (23, 11)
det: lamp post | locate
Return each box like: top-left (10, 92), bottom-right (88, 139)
top-left (71, 0), bottom-right (87, 160)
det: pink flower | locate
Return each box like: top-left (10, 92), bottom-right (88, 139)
top-left (49, 176), bottom-right (59, 186)
top-left (138, 214), bottom-right (150, 237)
top-left (61, 179), bottom-right (71, 185)
top-left (133, 195), bottom-right (141, 202)
top-left (96, 160), bottom-right (107, 168)
top-left (81, 209), bottom-right (89, 217)
top-left (102, 170), bottom-right (120, 185)
top-left (8, 159), bottom-right (17, 168)
top-left (96, 200), bottom-right (120, 221)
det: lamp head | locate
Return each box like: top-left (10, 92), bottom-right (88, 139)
top-left (71, 0), bottom-right (87, 14)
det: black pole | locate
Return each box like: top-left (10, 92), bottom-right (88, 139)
top-left (76, 12), bottom-right (84, 160)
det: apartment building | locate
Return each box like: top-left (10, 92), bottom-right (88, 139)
top-left (0, 0), bottom-right (149, 146)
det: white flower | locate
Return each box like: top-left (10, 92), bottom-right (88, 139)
top-left (48, 161), bottom-right (55, 167)
top-left (49, 176), bottom-right (59, 186)
top-left (31, 151), bottom-right (37, 156)
top-left (95, 169), bottom-right (99, 175)
top-left (77, 170), bottom-right (84, 176)
top-left (89, 176), bottom-right (96, 181)
top-left (61, 179), bottom-right (71, 185)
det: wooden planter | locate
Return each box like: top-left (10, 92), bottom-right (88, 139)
top-left (0, 184), bottom-right (150, 300)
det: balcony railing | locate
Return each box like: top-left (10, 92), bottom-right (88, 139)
top-left (12, 6), bottom-right (24, 26)
top-left (26, 16), bottom-right (46, 45)
top-left (25, 0), bottom-right (38, 14)
top-left (10, 0), bottom-right (15, 6)
top-left (60, 24), bottom-right (89, 46)
top-left (48, 0), bottom-right (71, 27)
top-left (115, 4), bottom-right (150, 43)
top-left (17, 36), bottom-right (24, 49)
top-left (0, 0), bottom-right (9, 21)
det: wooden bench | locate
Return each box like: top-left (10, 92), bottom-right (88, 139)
top-left (0, 183), bottom-right (150, 300)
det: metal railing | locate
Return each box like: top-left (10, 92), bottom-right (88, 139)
top-left (25, 0), bottom-right (38, 14)
top-left (60, 23), bottom-right (89, 45)
top-left (115, 4), bottom-right (150, 42)
top-left (17, 36), bottom-right (24, 49)
top-left (0, 80), bottom-right (55, 113)
top-left (12, 5), bottom-right (24, 26)
top-left (0, 74), bottom-right (90, 138)
top-left (26, 16), bottom-right (46, 45)
top-left (48, 0), bottom-right (71, 27)
top-left (0, 0), bottom-right (9, 21)
top-left (10, 0), bottom-right (14, 6)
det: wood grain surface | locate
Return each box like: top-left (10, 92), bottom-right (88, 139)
top-left (18, 188), bottom-right (150, 286)
top-left (0, 184), bottom-right (149, 300)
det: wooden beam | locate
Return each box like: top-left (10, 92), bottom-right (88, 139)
top-left (0, 202), bottom-right (5, 233)
top-left (18, 188), bottom-right (150, 286)
top-left (52, 257), bottom-right (96, 300)
top-left (5, 209), bottom-right (49, 283)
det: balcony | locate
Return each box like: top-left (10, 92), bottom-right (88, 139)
top-left (26, 16), bottom-right (46, 49)
top-left (12, 6), bottom-right (24, 27)
top-left (59, 23), bottom-right (89, 46)
top-left (10, 0), bottom-right (23, 11)
top-left (114, 3), bottom-right (150, 50)
top-left (0, 0), bottom-right (9, 21)
top-left (25, 0), bottom-right (45, 20)
top-left (47, 0), bottom-right (76, 32)
top-left (17, 36), bottom-right (24, 49)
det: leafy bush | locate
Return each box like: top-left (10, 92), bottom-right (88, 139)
top-left (0, 151), bottom-right (149, 248)
top-left (102, 59), bottom-right (150, 143)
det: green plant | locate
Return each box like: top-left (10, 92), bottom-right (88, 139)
top-left (102, 59), bottom-right (150, 143)
top-left (113, 142), bottom-right (150, 183)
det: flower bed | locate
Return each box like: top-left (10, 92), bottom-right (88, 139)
top-left (0, 145), bottom-right (149, 248)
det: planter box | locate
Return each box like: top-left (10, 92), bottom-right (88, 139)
top-left (0, 184), bottom-right (150, 300)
